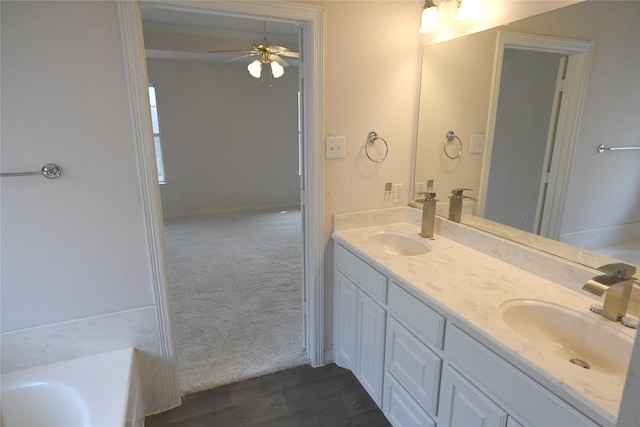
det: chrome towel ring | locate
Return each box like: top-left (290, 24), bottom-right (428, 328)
top-left (443, 131), bottom-right (463, 159)
top-left (365, 131), bottom-right (389, 163)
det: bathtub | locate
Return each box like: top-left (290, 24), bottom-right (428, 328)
top-left (1, 348), bottom-right (143, 427)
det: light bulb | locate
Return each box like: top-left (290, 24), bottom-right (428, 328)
top-left (248, 60), bottom-right (262, 79)
top-left (457, 0), bottom-right (483, 21)
top-left (270, 61), bottom-right (285, 79)
top-left (438, 0), bottom-right (459, 23)
top-left (420, 6), bottom-right (439, 33)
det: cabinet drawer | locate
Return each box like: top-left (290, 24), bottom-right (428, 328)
top-left (384, 372), bottom-right (436, 427)
top-left (446, 325), bottom-right (598, 427)
top-left (336, 244), bottom-right (387, 303)
top-left (386, 317), bottom-right (441, 414)
top-left (388, 282), bottom-right (445, 349)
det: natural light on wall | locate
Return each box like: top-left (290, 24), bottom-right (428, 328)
top-left (419, 0), bottom-right (483, 33)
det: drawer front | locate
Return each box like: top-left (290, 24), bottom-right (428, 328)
top-left (446, 325), bottom-right (598, 427)
top-left (384, 372), bottom-right (436, 427)
top-left (386, 317), bottom-right (442, 414)
top-left (388, 282), bottom-right (445, 349)
top-left (336, 244), bottom-right (387, 303)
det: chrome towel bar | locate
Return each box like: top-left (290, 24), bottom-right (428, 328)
top-left (598, 144), bottom-right (640, 154)
top-left (0, 163), bottom-right (62, 179)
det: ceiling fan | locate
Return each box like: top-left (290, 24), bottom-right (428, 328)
top-left (209, 22), bottom-right (299, 79)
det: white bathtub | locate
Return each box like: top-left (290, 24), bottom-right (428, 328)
top-left (1, 348), bottom-right (143, 427)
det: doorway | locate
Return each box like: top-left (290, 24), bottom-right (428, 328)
top-left (118, 1), bottom-right (324, 407)
top-left (141, 10), bottom-right (306, 393)
top-left (478, 32), bottom-right (593, 240)
top-left (483, 48), bottom-right (567, 234)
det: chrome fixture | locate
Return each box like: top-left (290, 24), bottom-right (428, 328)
top-left (583, 263), bottom-right (636, 322)
top-left (448, 188), bottom-right (475, 223)
top-left (0, 163), bottom-right (61, 179)
top-left (418, 191), bottom-right (438, 238)
top-left (443, 130), bottom-right (463, 159)
top-left (597, 144), bottom-right (640, 154)
top-left (365, 131), bottom-right (389, 163)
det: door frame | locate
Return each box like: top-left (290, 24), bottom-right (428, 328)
top-left (478, 32), bottom-right (592, 239)
top-left (118, 0), bottom-right (324, 407)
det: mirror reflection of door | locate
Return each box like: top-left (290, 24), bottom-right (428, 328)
top-left (484, 48), bottom-right (566, 235)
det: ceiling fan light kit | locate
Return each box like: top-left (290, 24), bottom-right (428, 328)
top-left (210, 22), bottom-right (299, 80)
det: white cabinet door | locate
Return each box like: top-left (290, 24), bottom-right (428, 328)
top-left (384, 372), bottom-right (436, 427)
top-left (356, 289), bottom-right (386, 406)
top-left (334, 271), bottom-right (358, 370)
top-left (439, 365), bottom-right (508, 427)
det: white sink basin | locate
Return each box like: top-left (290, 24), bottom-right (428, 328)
top-left (499, 299), bottom-right (634, 376)
top-left (365, 230), bottom-right (432, 256)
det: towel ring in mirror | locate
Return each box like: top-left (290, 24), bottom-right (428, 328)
top-left (443, 131), bottom-right (463, 159)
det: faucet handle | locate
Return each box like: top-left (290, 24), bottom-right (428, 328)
top-left (597, 263), bottom-right (636, 280)
top-left (450, 188), bottom-right (477, 201)
top-left (418, 191), bottom-right (437, 201)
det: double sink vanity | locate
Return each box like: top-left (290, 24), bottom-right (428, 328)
top-left (332, 207), bottom-right (637, 427)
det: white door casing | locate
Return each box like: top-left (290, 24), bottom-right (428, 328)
top-left (117, 0), bottom-right (324, 408)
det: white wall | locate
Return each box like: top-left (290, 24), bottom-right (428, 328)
top-left (309, 0), bottom-right (423, 353)
top-left (1, 1), bottom-right (172, 414)
top-left (146, 59), bottom-right (300, 217)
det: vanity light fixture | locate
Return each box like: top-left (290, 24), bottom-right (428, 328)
top-left (420, 0), bottom-right (483, 33)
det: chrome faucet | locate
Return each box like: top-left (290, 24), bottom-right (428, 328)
top-left (448, 188), bottom-right (476, 223)
top-left (417, 191), bottom-right (438, 238)
top-left (583, 263), bottom-right (637, 322)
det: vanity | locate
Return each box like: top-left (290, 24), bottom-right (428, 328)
top-left (332, 207), bottom-right (636, 427)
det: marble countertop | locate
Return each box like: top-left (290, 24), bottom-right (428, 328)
top-left (332, 209), bottom-right (636, 426)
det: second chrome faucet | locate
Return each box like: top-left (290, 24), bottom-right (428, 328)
top-left (418, 191), bottom-right (438, 238)
top-left (583, 263), bottom-right (637, 323)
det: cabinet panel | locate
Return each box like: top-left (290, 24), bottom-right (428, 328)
top-left (385, 317), bottom-right (441, 414)
top-left (334, 272), bottom-right (358, 369)
top-left (356, 290), bottom-right (386, 406)
top-left (388, 282), bottom-right (445, 349)
top-left (439, 365), bottom-right (508, 427)
top-left (446, 325), bottom-right (598, 427)
top-left (336, 245), bottom-right (387, 303)
top-left (384, 372), bottom-right (436, 427)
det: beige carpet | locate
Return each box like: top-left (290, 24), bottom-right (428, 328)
top-left (163, 208), bottom-right (309, 394)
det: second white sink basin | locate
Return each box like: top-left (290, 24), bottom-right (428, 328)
top-left (499, 299), bottom-right (634, 377)
top-left (365, 230), bottom-right (432, 256)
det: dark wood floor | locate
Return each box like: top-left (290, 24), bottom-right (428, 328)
top-left (146, 364), bottom-right (391, 427)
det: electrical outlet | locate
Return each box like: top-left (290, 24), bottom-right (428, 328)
top-left (416, 182), bottom-right (426, 195)
top-left (469, 134), bottom-right (485, 154)
top-left (325, 136), bottom-right (346, 159)
top-left (393, 183), bottom-right (404, 203)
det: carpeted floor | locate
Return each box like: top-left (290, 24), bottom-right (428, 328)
top-left (163, 208), bottom-right (309, 395)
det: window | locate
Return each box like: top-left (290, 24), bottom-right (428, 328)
top-left (148, 85), bottom-right (166, 184)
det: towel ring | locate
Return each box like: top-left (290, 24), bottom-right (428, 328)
top-left (443, 131), bottom-right (463, 159)
top-left (365, 131), bottom-right (389, 163)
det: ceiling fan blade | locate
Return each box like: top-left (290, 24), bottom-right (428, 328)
top-left (270, 54), bottom-right (289, 68)
top-left (207, 49), bottom-right (255, 54)
top-left (279, 51), bottom-right (300, 59)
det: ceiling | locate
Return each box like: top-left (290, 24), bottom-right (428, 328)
top-left (141, 7), bottom-right (300, 36)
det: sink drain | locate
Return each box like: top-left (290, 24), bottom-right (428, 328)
top-left (570, 358), bottom-right (590, 369)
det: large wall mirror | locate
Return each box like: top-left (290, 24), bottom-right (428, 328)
top-left (414, 1), bottom-right (639, 270)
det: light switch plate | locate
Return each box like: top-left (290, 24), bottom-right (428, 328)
top-left (326, 136), bottom-right (346, 159)
top-left (469, 134), bottom-right (485, 154)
